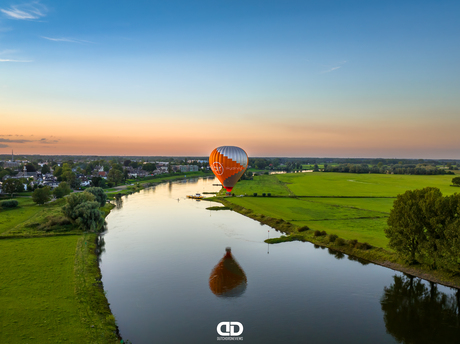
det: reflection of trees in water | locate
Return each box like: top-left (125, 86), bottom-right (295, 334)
top-left (115, 195), bottom-right (123, 209)
top-left (381, 274), bottom-right (460, 344)
top-left (327, 248), bottom-right (345, 260)
top-left (95, 236), bottom-right (106, 263)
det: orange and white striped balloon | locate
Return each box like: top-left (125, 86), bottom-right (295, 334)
top-left (209, 146), bottom-right (248, 192)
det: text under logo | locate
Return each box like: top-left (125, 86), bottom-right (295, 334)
top-left (217, 321), bottom-right (243, 341)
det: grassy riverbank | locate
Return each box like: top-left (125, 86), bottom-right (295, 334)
top-left (213, 172), bottom-right (460, 288)
top-left (0, 197), bottom-right (118, 343)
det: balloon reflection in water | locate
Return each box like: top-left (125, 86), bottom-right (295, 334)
top-left (209, 247), bottom-right (247, 297)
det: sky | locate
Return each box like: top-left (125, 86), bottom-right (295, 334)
top-left (0, 0), bottom-right (459, 158)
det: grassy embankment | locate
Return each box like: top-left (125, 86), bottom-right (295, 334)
top-left (0, 197), bottom-right (119, 343)
top-left (213, 172), bottom-right (460, 288)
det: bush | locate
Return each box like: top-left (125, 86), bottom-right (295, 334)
top-left (335, 238), bottom-right (345, 246)
top-left (1, 200), bottom-right (18, 208)
top-left (348, 239), bottom-right (358, 247)
top-left (356, 242), bottom-right (372, 250)
top-left (321, 230), bottom-right (327, 236)
top-left (328, 234), bottom-right (338, 243)
top-left (298, 226), bottom-right (310, 232)
top-left (314, 230), bottom-right (326, 237)
top-left (267, 193), bottom-right (271, 197)
top-left (262, 193), bottom-right (266, 197)
top-left (253, 193), bottom-right (257, 197)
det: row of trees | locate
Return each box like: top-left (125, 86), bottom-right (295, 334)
top-left (385, 187), bottom-right (460, 273)
top-left (324, 163), bottom-right (454, 175)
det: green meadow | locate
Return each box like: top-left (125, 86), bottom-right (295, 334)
top-left (228, 173), bottom-right (458, 249)
top-left (0, 197), bottom-right (118, 343)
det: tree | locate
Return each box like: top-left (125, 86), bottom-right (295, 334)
top-left (385, 189), bottom-right (428, 263)
top-left (32, 186), bottom-right (51, 205)
top-left (41, 164), bottom-right (51, 174)
top-left (62, 192), bottom-right (103, 231)
top-left (142, 163), bottom-right (156, 172)
top-left (123, 160), bottom-right (131, 166)
top-left (108, 169), bottom-right (123, 186)
top-left (2, 179), bottom-right (24, 197)
top-left (452, 177), bottom-right (460, 186)
top-left (53, 182), bottom-right (72, 199)
top-left (25, 163), bottom-right (37, 172)
top-left (84, 187), bottom-right (107, 207)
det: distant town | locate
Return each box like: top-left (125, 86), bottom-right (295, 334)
top-left (0, 150), bottom-right (209, 194)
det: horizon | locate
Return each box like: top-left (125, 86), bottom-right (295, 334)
top-left (1, 0), bottom-right (459, 158)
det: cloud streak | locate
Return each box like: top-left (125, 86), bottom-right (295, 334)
top-left (321, 60), bottom-right (347, 73)
top-left (0, 59), bottom-right (32, 62)
top-left (0, 1), bottom-right (47, 20)
top-left (41, 36), bottom-right (95, 44)
top-left (0, 138), bottom-right (32, 143)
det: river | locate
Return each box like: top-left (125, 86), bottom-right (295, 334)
top-left (100, 177), bottom-right (460, 344)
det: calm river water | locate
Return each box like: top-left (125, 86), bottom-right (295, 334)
top-left (100, 177), bottom-right (460, 344)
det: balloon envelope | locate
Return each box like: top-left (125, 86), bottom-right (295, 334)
top-left (209, 146), bottom-right (248, 192)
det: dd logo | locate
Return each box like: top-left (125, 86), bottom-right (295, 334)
top-left (217, 321), bottom-right (244, 337)
top-left (212, 162), bottom-right (224, 176)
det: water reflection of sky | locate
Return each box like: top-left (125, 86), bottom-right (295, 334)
top-left (100, 177), bottom-right (460, 344)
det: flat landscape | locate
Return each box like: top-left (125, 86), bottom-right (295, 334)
top-left (228, 173), bottom-right (457, 249)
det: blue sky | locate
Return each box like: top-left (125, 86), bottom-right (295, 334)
top-left (1, 0), bottom-right (459, 157)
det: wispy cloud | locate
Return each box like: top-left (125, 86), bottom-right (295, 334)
top-left (321, 60), bottom-right (347, 74)
top-left (0, 49), bottom-right (18, 55)
top-left (39, 138), bottom-right (59, 144)
top-left (0, 58), bottom-right (32, 62)
top-left (41, 36), bottom-right (94, 44)
top-left (0, 144), bottom-right (9, 148)
top-left (1, 1), bottom-right (47, 20)
top-left (0, 138), bottom-right (32, 143)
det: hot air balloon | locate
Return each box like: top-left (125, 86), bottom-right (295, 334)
top-left (209, 247), bottom-right (247, 297)
top-left (209, 146), bottom-right (248, 193)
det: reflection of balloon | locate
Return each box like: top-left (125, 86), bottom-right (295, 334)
top-left (209, 247), bottom-right (247, 297)
top-left (209, 146), bottom-right (248, 192)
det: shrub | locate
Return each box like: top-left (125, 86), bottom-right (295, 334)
top-left (348, 239), bottom-right (358, 247)
top-left (321, 231), bottom-right (327, 236)
top-left (267, 193), bottom-right (271, 197)
top-left (298, 226), bottom-right (310, 232)
top-left (262, 193), bottom-right (266, 197)
top-left (253, 193), bottom-right (257, 197)
top-left (328, 234), bottom-right (338, 243)
top-left (335, 238), bottom-right (345, 246)
top-left (356, 242), bottom-right (372, 250)
top-left (1, 200), bottom-right (19, 208)
top-left (314, 230), bottom-right (323, 237)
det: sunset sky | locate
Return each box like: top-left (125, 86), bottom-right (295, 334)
top-left (1, 0), bottom-right (459, 158)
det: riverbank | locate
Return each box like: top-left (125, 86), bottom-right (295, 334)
top-left (212, 197), bottom-right (460, 289)
top-left (105, 171), bottom-right (213, 199)
top-left (0, 197), bottom-right (119, 343)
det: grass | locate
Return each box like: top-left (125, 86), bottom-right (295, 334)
top-left (276, 172), bottom-right (457, 196)
top-left (0, 235), bottom-right (118, 343)
top-left (232, 174), bottom-right (293, 196)
top-left (0, 195), bottom-right (118, 343)
top-left (224, 172), bottom-right (460, 251)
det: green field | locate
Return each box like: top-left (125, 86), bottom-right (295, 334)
top-left (227, 172), bottom-right (459, 249)
top-left (0, 235), bottom-right (117, 343)
top-left (276, 172), bottom-right (456, 197)
top-left (0, 196), bottom-right (118, 343)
